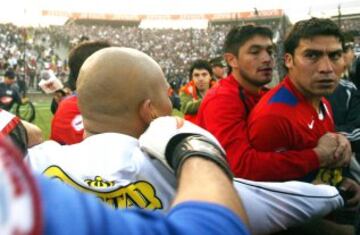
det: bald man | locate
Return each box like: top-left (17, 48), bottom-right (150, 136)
top-left (25, 47), bottom-right (344, 235)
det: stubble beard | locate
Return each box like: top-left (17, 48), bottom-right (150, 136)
top-left (239, 68), bottom-right (271, 88)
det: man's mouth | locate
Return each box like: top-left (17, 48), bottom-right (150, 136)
top-left (258, 67), bottom-right (273, 74)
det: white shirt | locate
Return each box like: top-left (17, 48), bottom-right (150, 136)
top-left (26, 133), bottom-right (175, 210)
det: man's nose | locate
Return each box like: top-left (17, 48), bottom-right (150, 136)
top-left (318, 56), bottom-right (334, 74)
top-left (261, 51), bottom-right (273, 64)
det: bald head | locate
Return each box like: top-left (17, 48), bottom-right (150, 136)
top-left (77, 47), bottom-right (171, 137)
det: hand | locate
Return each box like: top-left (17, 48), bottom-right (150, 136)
top-left (314, 132), bottom-right (339, 167)
top-left (330, 134), bottom-right (352, 168)
top-left (338, 177), bottom-right (360, 211)
top-left (139, 116), bottom-right (230, 178)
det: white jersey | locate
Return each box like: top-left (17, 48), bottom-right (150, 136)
top-left (26, 133), bottom-right (343, 235)
top-left (26, 133), bottom-right (176, 210)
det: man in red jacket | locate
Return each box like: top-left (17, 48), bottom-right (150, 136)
top-left (197, 24), bottom-right (350, 181)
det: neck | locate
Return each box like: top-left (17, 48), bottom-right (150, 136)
top-left (232, 72), bottom-right (261, 94)
top-left (288, 75), bottom-right (321, 111)
top-left (199, 89), bottom-right (207, 97)
top-left (83, 118), bottom-right (144, 140)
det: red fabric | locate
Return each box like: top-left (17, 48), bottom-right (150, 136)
top-left (248, 77), bottom-right (335, 182)
top-left (196, 74), bottom-right (318, 181)
top-left (50, 95), bottom-right (84, 145)
top-left (181, 81), bottom-right (199, 99)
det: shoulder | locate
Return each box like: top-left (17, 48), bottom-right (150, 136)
top-left (25, 140), bottom-right (63, 170)
top-left (203, 77), bottom-right (239, 103)
top-left (339, 79), bottom-right (357, 90)
top-left (252, 84), bottom-right (299, 119)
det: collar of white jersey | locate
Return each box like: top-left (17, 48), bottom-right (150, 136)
top-left (83, 132), bottom-right (139, 147)
top-left (0, 109), bottom-right (20, 135)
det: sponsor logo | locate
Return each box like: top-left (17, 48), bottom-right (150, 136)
top-left (307, 120), bottom-right (314, 129)
top-left (314, 168), bottom-right (343, 186)
top-left (71, 115), bottom-right (84, 132)
top-left (43, 166), bottom-right (163, 210)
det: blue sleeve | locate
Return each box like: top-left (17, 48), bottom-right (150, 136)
top-left (36, 175), bottom-right (249, 235)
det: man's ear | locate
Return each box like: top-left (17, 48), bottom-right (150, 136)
top-left (139, 99), bottom-right (157, 125)
top-left (284, 53), bottom-right (293, 70)
top-left (224, 53), bottom-right (238, 70)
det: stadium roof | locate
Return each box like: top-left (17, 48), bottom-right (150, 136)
top-left (0, 0), bottom-right (359, 26)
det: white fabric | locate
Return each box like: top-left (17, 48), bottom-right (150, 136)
top-left (139, 116), bottom-right (223, 170)
top-left (26, 133), bottom-right (176, 210)
top-left (234, 178), bottom-right (343, 234)
top-left (26, 132), bottom-right (344, 235)
top-left (0, 109), bottom-right (15, 131)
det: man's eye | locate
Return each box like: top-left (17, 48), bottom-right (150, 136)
top-left (329, 52), bottom-right (342, 61)
top-left (250, 49), bottom-right (260, 55)
top-left (305, 52), bottom-right (319, 60)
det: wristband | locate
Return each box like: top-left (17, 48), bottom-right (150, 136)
top-left (165, 134), bottom-right (233, 180)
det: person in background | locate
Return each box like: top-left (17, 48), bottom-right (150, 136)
top-left (326, 32), bottom-right (360, 183)
top-left (180, 59), bottom-right (215, 123)
top-left (50, 40), bottom-right (111, 145)
top-left (0, 69), bottom-right (22, 111)
top-left (209, 56), bottom-right (227, 80)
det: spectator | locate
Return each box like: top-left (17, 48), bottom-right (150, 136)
top-left (0, 69), bottom-right (22, 111)
top-left (210, 56), bottom-right (227, 80)
top-left (180, 59), bottom-right (214, 123)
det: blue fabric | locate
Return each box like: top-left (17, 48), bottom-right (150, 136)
top-left (268, 86), bottom-right (298, 106)
top-left (36, 175), bottom-right (249, 235)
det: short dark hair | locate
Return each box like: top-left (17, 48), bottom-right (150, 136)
top-left (224, 25), bottom-right (273, 56)
top-left (189, 59), bottom-right (213, 79)
top-left (67, 40), bottom-right (111, 90)
top-left (284, 18), bottom-right (344, 55)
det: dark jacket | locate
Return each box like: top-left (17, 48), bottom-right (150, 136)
top-left (327, 79), bottom-right (360, 152)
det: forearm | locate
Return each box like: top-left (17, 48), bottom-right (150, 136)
top-left (21, 120), bottom-right (43, 147)
top-left (172, 157), bottom-right (249, 226)
top-left (227, 142), bottom-right (319, 181)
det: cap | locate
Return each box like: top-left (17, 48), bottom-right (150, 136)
top-left (209, 57), bottom-right (226, 68)
top-left (4, 69), bottom-right (15, 79)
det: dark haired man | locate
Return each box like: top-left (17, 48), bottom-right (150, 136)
top-left (180, 59), bottom-right (214, 123)
top-left (197, 24), bottom-right (348, 180)
top-left (248, 18), bottom-right (360, 232)
top-left (326, 33), bottom-right (360, 182)
top-left (50, 40), bottom-right (111, 145)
